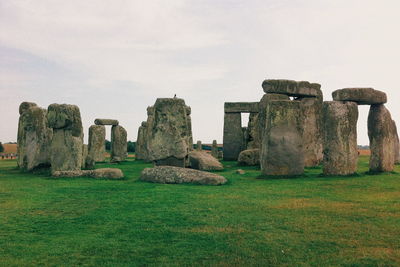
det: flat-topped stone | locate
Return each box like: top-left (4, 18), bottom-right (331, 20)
top-left (224, 102), bottom-right (259, 113)
top-left (262, 79), bottom-right (321, 97)
top-left (52, 168), bottom-right (124, 179)
top-left (94, 119), bottom-right (119, 126)
top-left (332, 88), bottom-right (387, 105)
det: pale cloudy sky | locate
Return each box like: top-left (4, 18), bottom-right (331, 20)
top-left (1, 0), bottom-right (400, 145)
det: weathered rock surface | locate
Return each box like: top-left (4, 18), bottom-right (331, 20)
top-left (47, 104), bottom-right (83, 173)
top-left (17, 102), bottom-right (53, 171)
top-left (82, 144), bottom-right (88, 168)
top-left (94, 119), bottom-right (119, 126)
top-left (196, 140), bottom-right (202, 151)
top-left (262, 79), bottom-right (321, 97)
top-left (392, 120), bottom-right (400, 164)
top-left (146, 98), bottom-right (193, 167)
top-left (246, 113), bottom-right (260, 149)
top-left (135, 121), bottom-right (148, 160)
top-left (223, 112), bottom-right (243, 161)
top-left (111, 125), bottom-right (127, 162)
top-left (211, 140), bottom-right (219, 158)
top-left (368, 104), bottom-right (395, 172)
top-left (52, 168), bottom-right (124, 179)
top-left (87, 125), bottom-right (106, 163)
top-left (224, 102), bottom-right (259, 113)
top-left (332, 88), bottom-right (387, 105)
top-left (322, 101), bottom-right (358, 176)
top-left (238, 149), bottom-right (260, 166)
top-left (260, 100), bottom-right (304, 176)
top-left (140, 166), bottom-right (227, 185)
top-left (188, 151), bottom-right (224, 171)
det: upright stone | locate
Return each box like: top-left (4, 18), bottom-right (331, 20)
top-left (322, 101), bottom-right (358, 176)
top-left (196, 140), bottom-right (202, 151)
top-left (136, 121), bottom-right (148, 160)
top-left (246, 113), bottom-right (260, 149)
top-left (82, 144), bottom-right (88, 168)
top-left (392, 120), bottom-right (400, 164)
top-left (223, 113), bottom-right (242, 161)
top-left (260, 100), bottom-right (304, 176)
top-left (17, 102), bottom-right (53, 170)
top-left (87, 125), bottom-right (106, 163)
top-left (146, 98), bottom-right (192, 167)
top-left (368, 105), bottom-right (395, 172)
top-left (47, 104), bottom-right (83, 173)
top-left (211, 140), bottom-right (218, 158)
top-left (111, 125), bottom-right (127, 162)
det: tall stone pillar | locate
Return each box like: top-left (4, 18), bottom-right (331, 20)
top-left (223, 112), bottom-right (242, 161)
top-left (211, 140), bottom-right (218, 158)
top-left (322, 101), bottom-right (358, 176)
top-left (196, 140), bottom-right (202, 151)
top-left (136, 121), bottom-right (148, 160)
top-left (87, 125), bottom-right (106, 163)
top-left (111, 125), bottom-right (127, 162)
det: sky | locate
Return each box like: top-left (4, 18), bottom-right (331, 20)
top-left (1, 0), bottom-right (400, 145)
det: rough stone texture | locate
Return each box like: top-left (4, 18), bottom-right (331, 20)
top-left (135, 121), bottom-right (148, 160)
top-left (87, 125), bottom-right (106, 163)
top-left (238, 149), bottom-right (260, 166)
top-left (224, 102), bottom-right (259, 113)
top-left (236, 169), bottom-right (245, 174)
top-left (188, 150), bottom-right (224, 171)
top-left (111, 125), bottom-right (127, 162)
top-left (260, 100), bottom-right (304, 176)
top-left (393, 120), bottom-right (400, 164)
top-left (52, 168), bottom-right (124, 179)
top-left (246, 113), bottom-right (260, 149)
top-left (368, 104), bottom-right (395, 172)
top-left (82, 144), bottom-right (88, 168)
top-left (17, 103), bottom-right (53, 171)
top-left (223, 112), bottom-right (243, 161)
top-left (322, 101), bottom-right (358, 176)
top-left (262, 79), bottom-right (321, 97)
top-left (196, 140), bottom-right (202, 151)
top-left (47, 104), bottom-right (83, 173)
top-left (332, 88), bottom-right (387, 105)
top-left (140, 166), bottom-right (227, 185)
top-left (94, 119), bottom-right (119, 126)
top-left (146, 98), bottom-right (193, 167)
top-left (300, 94), bottom-right (324, 167)
top-left (211, 140), bottom-right (219, 158)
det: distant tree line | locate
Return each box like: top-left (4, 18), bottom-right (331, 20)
top-left (105, 140), bottom-right (136, 152)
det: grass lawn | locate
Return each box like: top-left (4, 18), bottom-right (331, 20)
top-left (0, 156), bottom-right (399, 266)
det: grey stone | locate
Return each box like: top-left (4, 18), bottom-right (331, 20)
top-left (392, 120), bottom-right (400, 164)
top-left (87, 125), bottom-right (106, 163)
top-left (224, 102), bottom-right (259, 113)
top-left (94, 119), bottom-right (119, 126)
top-left (52, 168), bottom-right (124, 179)
top-left (332, 88), bottom-right (387, 105)
top-left (262, 79), bottom-right (321, 97)
top-left (47, 104), bottom-right (83, 173)
top-left (211, 140), bottom-right (219, 158)
top-left (260, 100), bottom-right (304, 176)
top-left (223, 112), bottom-right (243, 161)
top-left (82, 144), bottom-right (88, 168)
top-left (135, 121), bottom-right (148, 160)
top-left (196, 140), bottom-right (202, 151)
top-left (246, 113), bottom-right (260, 149)
top-left (140, 166), bottom-right (227, 185)
top-left (188, 150), bottom-right (223, 171)
top-left (236, 169), bottom-right (245, 174)
top-left (323, 101), bottom-right (358, 176)
top-left (17, 103), bottom-right (53, 171)
top-left (146, 98), bottom-right (192, 167)
top-left (111, 125), bottom-right (127, 162)
top-left (238, 149), bottom-right (260, 166)
top-left (368, 104), bottom-right (395, 172)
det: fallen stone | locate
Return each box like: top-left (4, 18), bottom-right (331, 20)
top-left (52, 168), bottom-right (124, 179)
top-left (236, 169), bottom-right (245, 175)
top-left (262, 79), bottom-right (321, 97)
top-left (140, 166), bottom-right (227, 185)
top-left (332, 88), bottom-right (387, 105)
top-left (238, 149), bottom-right (260, 166)
top-left (94, 119), bottom-right (119, 126)
top-left (188, 151), bottom-right (223, 171)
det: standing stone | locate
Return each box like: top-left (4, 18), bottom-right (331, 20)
top-left (322, 101), bottom-right (358, 176)
top-left (246, 113), bottom-right (260, 149)
top-left (196, 140), bottom-right (202, 151)
top-left (146, 98), bottom-right (192, 167)
top-left (82, 144), bottom-right (88, 168)
top-left (223, 113), bottom-right (242, 161)
top-left (47, 104), bottom-right (83, 173)
top-left (368, 105), bottom-right (395, 172)
top-left (87, 125), bottom-right (106, 163)
top-left (136, 121), bottom-right (148, 160)
top-left (17, 102), bottom-right (53, 171)
top-left (392, 120), bottom-right (400, 164)
top-left (211, 140), bottom-right (218, 158)
top-left (111, 125), bottom-right (127, 162)
top-left (260, 100), bottom-right (304, 176)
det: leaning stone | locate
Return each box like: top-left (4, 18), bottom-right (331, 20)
top-left (111, 125), bottom-right (127, 162)
top-left (260, 100), bottom-right (304, 176)
top-left (368, 104), bottom-right (395, 172)
top-left (323, 101), bottom-right (358, 176)
top-left (332, 88), bottom-right (387, 105)
top-left (17, 103), bottom-right (53, 171)
top-left (87, 125), bottom-right (106, 163)
top-left (238, 149), bottom-right (260, 166)
top-left (262, 79), bottom-right (321, 97)
top-left (188, 150), bottom-right (223, 171)
top-left (140, 166), bottom-right (227, 185)
top-left (94, 119), bottom-right (119, 126)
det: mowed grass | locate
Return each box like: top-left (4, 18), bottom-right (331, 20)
top-left (0, 156), bottom-right (399, 266)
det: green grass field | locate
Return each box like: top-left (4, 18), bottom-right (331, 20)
top-left (0, 156), bottom-right (399, 266)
